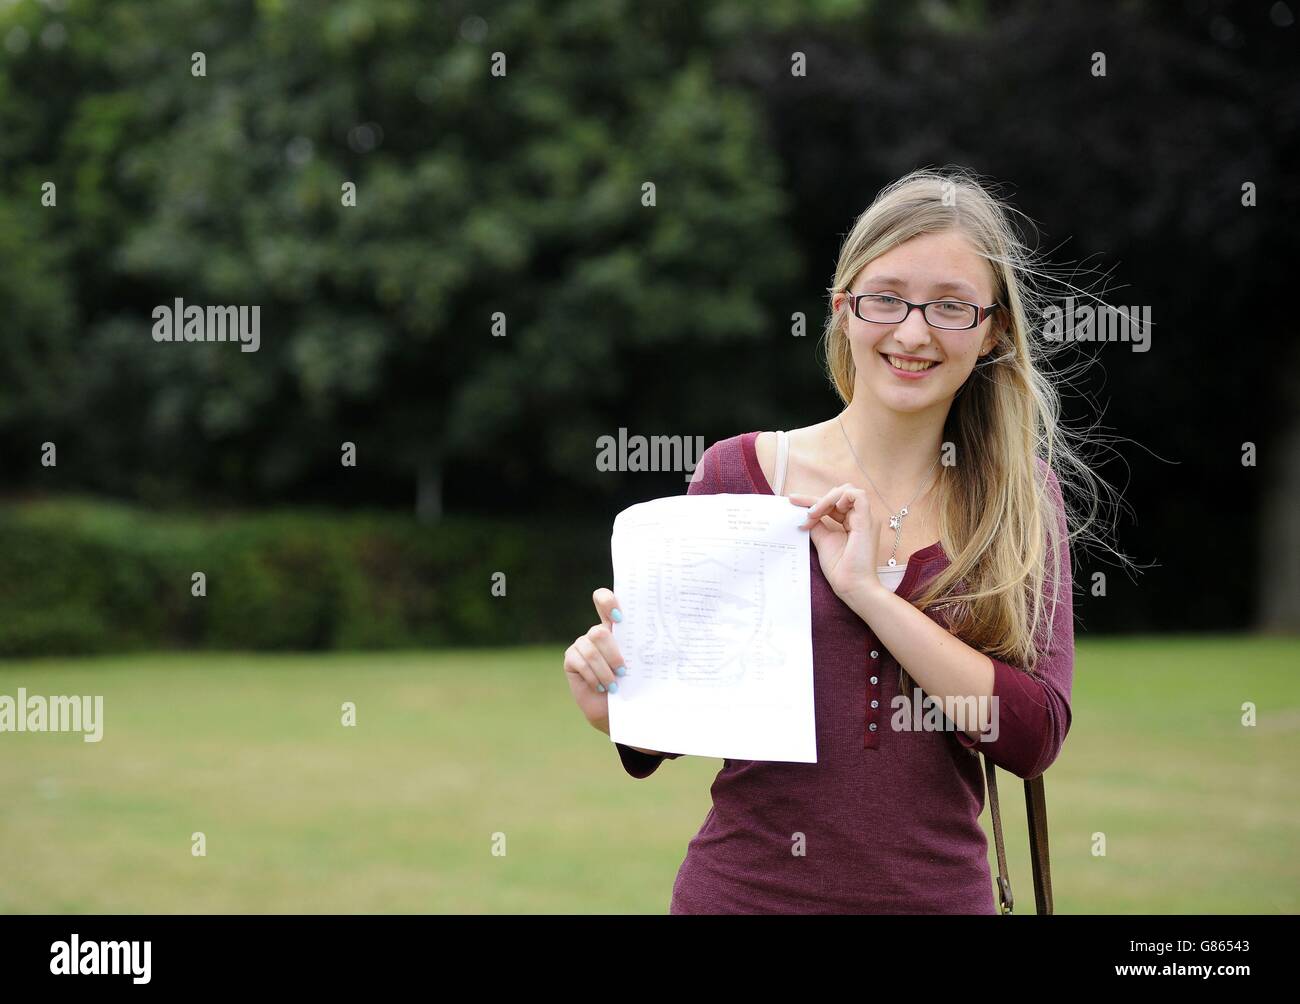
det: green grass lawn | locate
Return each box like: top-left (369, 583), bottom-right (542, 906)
top-left (0, 636), bottom-right (1296, 913)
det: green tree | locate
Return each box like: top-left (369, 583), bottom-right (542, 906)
top-left (1, 0), bottom-right (800, 518)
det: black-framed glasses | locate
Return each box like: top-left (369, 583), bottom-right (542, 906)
top-left (843, 291), bottom-right (1001, 331)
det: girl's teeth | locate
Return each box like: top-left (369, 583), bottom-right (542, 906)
top-left (888, 355), bottom-right (936, 372)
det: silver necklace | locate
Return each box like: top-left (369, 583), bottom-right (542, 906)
top-left (836, 416), bottom-right (940, 568)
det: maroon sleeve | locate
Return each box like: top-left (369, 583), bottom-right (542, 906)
top-left (686, 440), bottom-right (725, 497)
top-left (953, 465), bottom-right (1074, 780)
top-left (613, 440), bottom-right (727, 778)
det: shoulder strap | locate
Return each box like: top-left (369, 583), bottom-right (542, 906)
top-left (984, 753), bottom-right (1054, 914)
top-left (774, 430), bottom-right (789, 496)
top-left (1025, 774), bottom-right (1053, 913)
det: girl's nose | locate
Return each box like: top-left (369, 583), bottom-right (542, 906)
top-left (894, 310), bottom-right (935, 348)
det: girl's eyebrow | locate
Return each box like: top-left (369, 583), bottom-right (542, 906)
top-left (861, 274), bottom-right (979, 298)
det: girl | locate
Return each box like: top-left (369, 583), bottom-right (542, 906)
top-left (563, 167), bottom-right (1108, 914)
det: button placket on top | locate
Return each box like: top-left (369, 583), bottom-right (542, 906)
top-left (857, 542), bottom-right (941, 752)
top-left (864, 639), bottom-right (883, 748)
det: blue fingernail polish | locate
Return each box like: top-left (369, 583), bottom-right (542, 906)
top-left (616, 665), bottom-right (627, 676)
top-left (608, 682), bottom-right (619, 693)
top-left (611, 608), bottom-right (623, 622)
top-left (596, 683), bottom-right (606, 693)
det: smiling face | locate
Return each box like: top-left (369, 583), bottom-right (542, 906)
top-left (834, 230), bottom-right (1002, 414)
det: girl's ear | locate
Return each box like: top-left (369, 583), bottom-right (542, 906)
top-left (981, 308), bottom-right (1009, 354)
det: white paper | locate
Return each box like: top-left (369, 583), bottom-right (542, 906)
top-left (607, 493), bottom-right (816, 763)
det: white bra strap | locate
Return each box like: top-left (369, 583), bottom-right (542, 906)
top-left (774, 430), bottom-right (789, 496)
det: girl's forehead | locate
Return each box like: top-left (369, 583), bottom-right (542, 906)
top-left (860, 232), bottom-right (996, 294)
top-left (874, 231), bottom-right (984, 266)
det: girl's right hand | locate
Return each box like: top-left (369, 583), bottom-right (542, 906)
top-left (563, 587), bottom-right (629, 732)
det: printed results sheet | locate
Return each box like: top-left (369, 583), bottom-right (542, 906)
top-left (608, 493), bottom-right (816, 763)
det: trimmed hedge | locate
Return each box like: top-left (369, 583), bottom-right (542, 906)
top-left (0, 498), bottom-right (612, 655)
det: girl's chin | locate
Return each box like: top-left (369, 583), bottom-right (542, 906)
top-left (870, 375), bottom-right (956, 409)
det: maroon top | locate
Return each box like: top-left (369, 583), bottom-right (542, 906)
top-left (615, 430), bottom-right (1074, 914)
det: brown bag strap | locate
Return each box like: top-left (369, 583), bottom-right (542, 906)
top-left (984, 752), bottom-right (1054, 915)
top-left (1025, 773), bottom-right (1053, 914)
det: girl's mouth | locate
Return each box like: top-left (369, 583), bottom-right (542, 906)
top-left (881, 352), bottom-right (941, 377)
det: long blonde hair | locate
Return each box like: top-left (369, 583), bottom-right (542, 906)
top-left (820, 167), bottom-right (1128, 685)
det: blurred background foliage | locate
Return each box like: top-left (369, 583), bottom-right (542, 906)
top-left (0, 0), bottom-right (1296, 653)
top-left (0, 497), bottom-right (609, 654)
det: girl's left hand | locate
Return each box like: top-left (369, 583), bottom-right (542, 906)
top-left (788, 485), bottom-right (884, 604)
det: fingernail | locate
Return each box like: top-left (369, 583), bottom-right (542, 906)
top-left (596, 683), bottom-right (606, 693)
top-left (615, 665), bottom-right (627, 676)
top-left (611, 608), bottom-right (623, 622)
top-left (608, 682), bottom-right (619, 694)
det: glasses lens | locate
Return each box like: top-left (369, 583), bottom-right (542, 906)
top-left (925, 300), bottom-right (977, 328)
top-left (857, 294), bottom-right (907, 322)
